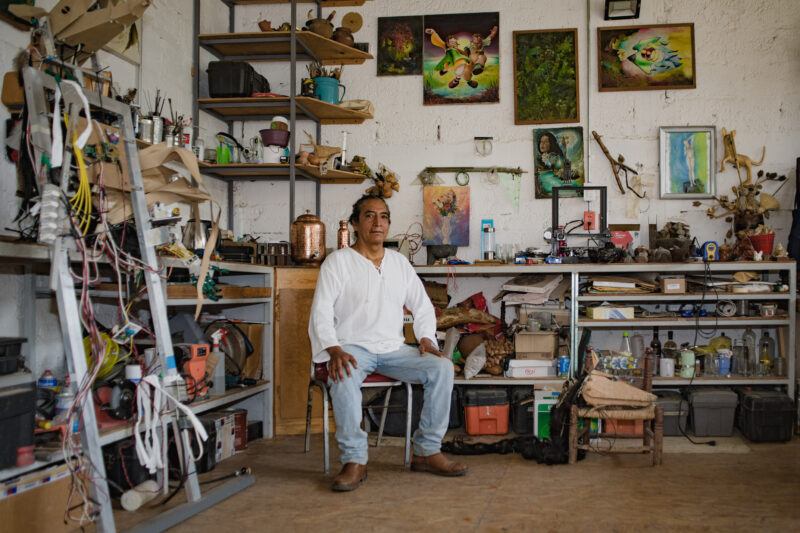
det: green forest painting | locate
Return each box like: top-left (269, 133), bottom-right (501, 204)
top-left (513, 29), bottom-right (579, 125)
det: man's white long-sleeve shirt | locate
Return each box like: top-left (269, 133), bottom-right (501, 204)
top-left (308, 247), bottom-right (437, 363)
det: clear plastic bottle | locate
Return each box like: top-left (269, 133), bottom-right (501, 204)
top-left (630, 333), bottom-right (645, 357)
top-left (742, 328), bottom-right (758, 376)
top-left (620, 331), bottom-right (632, 355)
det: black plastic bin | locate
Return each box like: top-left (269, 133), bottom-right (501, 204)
top-left (655, 390), bottom-right (689, 436)
top-left (0, 385), bottom-right (36, 469)
top-left (366, 385), bottom-right (461, 437)
top-left (207, 61), bottom-right (270, 98)
top-left (0, 337), bottom-right (25, 375)
top-left (510, 386), bottom-right (535, 435)
top-left (736, 390), bottom-right (794, 442)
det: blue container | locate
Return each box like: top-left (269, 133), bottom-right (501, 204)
top-left (313, 76), bottom-right (346, 104)
top-left (557, 355), bottom-right (570, 377)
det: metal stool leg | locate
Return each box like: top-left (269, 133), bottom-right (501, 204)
top-left (322, 385), bottom-right (331, 474)
top-left (304, 383), bottom-right (314, 453)
top-left (375, 386), bottom-right (393, 447)
top-left (404, 382), bottom-right (412, 468)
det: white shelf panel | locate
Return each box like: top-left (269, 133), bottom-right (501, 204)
top-left (454, 376), bottom-right (565, 387)
top-left (577, 318), bottom-right (790, 328)
top-left (160, 257), bottom-right (274, 274)
top-left (653, 377), bottom-right (789, 386)
top-left (578, 293), bottom-right (791, 302)
top-left (166, 297), bottom-right (271, 307)
top-left (99, 382), bottom-right (270, 446)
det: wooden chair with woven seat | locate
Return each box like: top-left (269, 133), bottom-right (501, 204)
top-left (569, 350), bottom-right (664, 466)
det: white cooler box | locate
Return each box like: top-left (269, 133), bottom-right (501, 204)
top-left (505, 359), bottom-right (557, 378)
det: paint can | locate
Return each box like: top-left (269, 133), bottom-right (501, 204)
top-left (659, 357), bottom-right (675, 377)
top-left (151, 116), bottom-right (164, 143)
top-left (138, 118), bottom-right (154, 144)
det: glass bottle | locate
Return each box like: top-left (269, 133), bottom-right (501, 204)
top-left (663, 331), bottom-right (678, 358)
top-left (731, 339), bottom-right (746, 376)
top-left (650, 327), bottom-right (662, 376)
top-left (758, 331), bottom-right (775, 376)
top-left (631, 333), bottom-right (645, 357)
top-left (619, 331), bottom-right (632, 355)
top-left (742, 327), bottom-right (758, 377)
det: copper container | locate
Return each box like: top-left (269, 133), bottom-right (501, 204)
top-left (337, 220), bottom-right (350, 249)
top-left (332, 27), bottom-right (355, 47)
top-left (290, 210), bottom-right (326, 264)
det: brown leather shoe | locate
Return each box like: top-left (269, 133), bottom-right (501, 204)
top-left (331, 462), bottom-right (367, 492)
top-left (411, 453), bottom-right (468, 477)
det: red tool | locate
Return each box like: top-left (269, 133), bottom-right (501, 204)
top-left (182, 343), bottom-right (210, 399)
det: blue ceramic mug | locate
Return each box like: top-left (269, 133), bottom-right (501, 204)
top-left (313, 76), bottom-right (346, 104)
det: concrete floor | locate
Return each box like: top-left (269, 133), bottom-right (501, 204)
top-left (116, 435), bottom-right (800, 532)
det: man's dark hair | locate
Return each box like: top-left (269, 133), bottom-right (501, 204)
top-left (348, 194), bottom-right (390, 227)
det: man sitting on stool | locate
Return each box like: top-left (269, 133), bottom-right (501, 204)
top-left (309, 194), bottom-right (468, 492)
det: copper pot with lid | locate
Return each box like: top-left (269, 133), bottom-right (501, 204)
top-left (290, 210), bottom-right (326, 265)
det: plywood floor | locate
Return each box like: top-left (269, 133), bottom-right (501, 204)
top-left (115, 434), bottom-right (800, 531)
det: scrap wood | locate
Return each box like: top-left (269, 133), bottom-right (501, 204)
top-left (502, 274), bottom-right (563, 294)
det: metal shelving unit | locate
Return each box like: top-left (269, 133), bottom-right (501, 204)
top-left (192, 0), bottom-right (372, 235)
top-left (416, 261), bottom-right (797, 402)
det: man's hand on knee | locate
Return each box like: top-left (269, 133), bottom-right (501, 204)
top-left (419, 337), bottom-right (443, 357)
top-left (328, 346), bottom-right (358, 382)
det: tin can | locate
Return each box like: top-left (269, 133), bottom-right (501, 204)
top-left (151, 116), bottom-right (164, 143)
top-left (138, 118), bottom-right (154, 143)
top-left (557, 355), bottom-right (570, 377)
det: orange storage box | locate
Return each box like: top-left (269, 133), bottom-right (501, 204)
top-left (464, 388), bottom-right (509, 436)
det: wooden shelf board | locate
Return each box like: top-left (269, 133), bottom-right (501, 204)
top-left (232, 0), bottom-right (366, 6)
top-left (197, 96), bottom-right (372, 124)
top-left (199, 31), bottom-right (372, 65)
top-left (200, 162), bottom-right (365, 183)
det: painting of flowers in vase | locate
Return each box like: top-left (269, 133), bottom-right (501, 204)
top-left (423, 185), bottom-right (470, 246)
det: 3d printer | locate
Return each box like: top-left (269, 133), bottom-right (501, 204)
top-left (544, 186), bottom-right (612, 263)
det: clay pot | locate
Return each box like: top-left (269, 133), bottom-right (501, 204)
top-left (332, 27), bottom-right (354, 47)
top-left (290, 211), bottom-right (326, 265)
top-left (305, 9), bottom-right (335, 39)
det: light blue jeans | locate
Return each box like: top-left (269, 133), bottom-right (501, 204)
top-left (328, 344), bottom-right (454, 465)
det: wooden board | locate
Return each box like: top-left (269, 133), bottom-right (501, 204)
top-left (199, 162), bottom-right (366, 184)
top-left (233, 0), bottom-right (365, 5)
top-left (199, 31), bottom-right (372, 65)
top-left (197, 96), bottom-right (372, 125)
top-left (166, 284), bottom-right (271, 299)
top-left (274, 267), bottom-right (331, 435)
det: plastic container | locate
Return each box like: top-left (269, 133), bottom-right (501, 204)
top-left (689, 388), bottom-right (738, 436)
top-left (0, 337), bottom-right (25, 375)
top-left (463, 388), bottom-right (509, 436)
top-left (0, 385), bottom-right (36, 469)
top-left (510, 387), bottom-right (534, 434)
top-left (736, 390), bottom-right (793, 442)
top-left (533, 389), bottom-right (561, 438)
top-left (604, 418), bottom-right (644, 437)
top-left (747, 233), bottom-right (775, 255)
top-left (655, 390), bottom-right (688, 436)
top-left (259, 128), bottom-right (290, 148)
top-left (207, 61), bottom-right (270, 98)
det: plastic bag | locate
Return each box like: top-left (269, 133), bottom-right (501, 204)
top-left (463, 343), bottom-right (487, 380)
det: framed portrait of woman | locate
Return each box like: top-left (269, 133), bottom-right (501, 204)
top-left (659, 126), bottom-right (716, 198)
top-left (533, 127), bottom-right (584, 198)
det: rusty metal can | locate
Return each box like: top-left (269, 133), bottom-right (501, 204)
top-left (290, 210), bottom-right (326, 264)
top-left (337, 220), bottom-right (350, 249)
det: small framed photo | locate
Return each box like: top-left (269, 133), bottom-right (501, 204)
top-left (659, 126), bottom-right (716, 198)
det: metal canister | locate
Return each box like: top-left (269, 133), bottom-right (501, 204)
top-left (337, 220), bottom-right (350, 249)
top-left (138, 117), bottom-right (154, 143)
top-left (151, 115), bottom-right (164, 143)
top-left (557, 355), bottom-right (570, 377)
top-left (290, 211), bottom-right (326, 265)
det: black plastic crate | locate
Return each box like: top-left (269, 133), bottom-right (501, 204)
top-left (0, 385), bottom-right (35, 469)
top-left (510, 386), bottom-right (535, 435)
top-left (207, 61), bottom-right (270, 98)
top-left (736, 390), bottom-right (793, 443)
top-left (366, 385), bottom-right (461, 437)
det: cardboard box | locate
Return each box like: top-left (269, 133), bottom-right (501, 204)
top-left (661, 276), bottom-right (686, 294)
top-left (0, 463), bottom-right (73, 532)
top-left (586, 305), bottom-right (635, 320)
top-left (201, 411), bottom-right (237, 463)
top-left (514, 331), bottom-right (558, 360)
top-left (504, 359), bottom-right (556, 378)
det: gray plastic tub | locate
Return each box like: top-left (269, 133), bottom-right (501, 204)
top-left (689, 388), bottom-right (738, 437)
top-left (655, 390), bottom-right (688, 436)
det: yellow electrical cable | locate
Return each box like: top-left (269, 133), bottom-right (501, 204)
top-left (64, 113), bottom-right (92, 234)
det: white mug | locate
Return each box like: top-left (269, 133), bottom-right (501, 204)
top-left (660, 357), bottom-right (675, 377)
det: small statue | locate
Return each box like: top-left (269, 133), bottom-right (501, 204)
top-left (774, 242), bottom-right (788, 258)
top-left (633, 246), bottom-right (649, 263)
top-left (719, 128), bottom-right (765, 185)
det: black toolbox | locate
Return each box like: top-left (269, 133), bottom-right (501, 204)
top-left (0, 385), bottom-right (36, 468)
top-left (207, 61), bottom-right (270, 98)
top-left (366, 385), bottom-right (461, 437)
top-left (736, 390), bottom-right (794, 442)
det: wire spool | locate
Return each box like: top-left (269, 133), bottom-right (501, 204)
top-left (715, 300), bottom-right (737, 318)
top-left (83, 332), bottom-right (124, 381)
